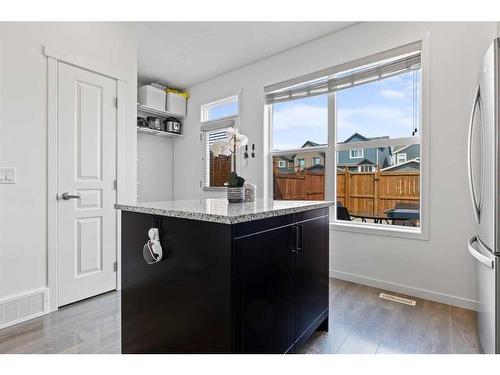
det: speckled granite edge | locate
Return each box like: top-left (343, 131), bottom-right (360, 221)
top-left (115, 202), bottom-right (334, 224)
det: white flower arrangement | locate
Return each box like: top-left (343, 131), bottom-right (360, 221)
top-left (209, 128), bottom-right (248, 187)
top-left (210, 128), bottom-right (248, 157)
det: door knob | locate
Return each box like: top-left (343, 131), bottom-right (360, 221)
top-left (60, 192), bottom-right (81, 200)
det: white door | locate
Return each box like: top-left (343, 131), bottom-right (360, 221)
top-left (57, 62), bottom-right (117, 306)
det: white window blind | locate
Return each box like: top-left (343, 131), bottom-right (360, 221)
top-left (265, 49), bottom-right (421, 105)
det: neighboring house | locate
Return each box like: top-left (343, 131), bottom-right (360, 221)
top-left (274, 140), bottom-right (325, 173)
top-left (382, 144), bottom-right (420, 172)
top-left (293, 141), bottom-right (325, 171)
top-left (391, 144), bottom-right (420, 165)
top-left (337, 133), bottom-right (392, 172)
top-left (381, 158), bottom-right (420, 172)
top-left (275, 155), bottom-right (295, 173)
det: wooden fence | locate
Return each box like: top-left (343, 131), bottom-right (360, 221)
top-left (337, 169), bottom-right (419, 216)
top-left (274, 168), bottom-right (420, 215)
top-left (274, 170), bottom-right (325, 200)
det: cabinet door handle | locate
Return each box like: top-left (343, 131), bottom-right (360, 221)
top-left (297, 224), bottom-right (303, 254)
top-left (289, 225), bottom-right (298, 254)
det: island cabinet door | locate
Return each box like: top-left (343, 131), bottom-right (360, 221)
top-left (234, 225), bottom-right (295, 353)
top-left (293, 213), bottom-right (329, 348)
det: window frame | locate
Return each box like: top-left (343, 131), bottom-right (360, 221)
top-left (278, 160), bottom-right (286, 168)
top-left (358, 165), bottom-right (374, 173)
top-left (397, 153), bottom-right (407, 164)
top-left (265, 38), bottom-right (430, 241)
top-left (200, 94), bottom-right (239, 123)
top-left (200, 94), bottom-right (240, 192)
top-left (349, 149), bottom-right (364, 159)
top-left (297, 158), bottom-right (305, 169)
top-left (312, 156), bottom-right (321, 166)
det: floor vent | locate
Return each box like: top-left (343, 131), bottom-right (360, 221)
top-left (0, 288), bottom-right (49, 329)
top-left (379, 292), bottom-right (416, 306)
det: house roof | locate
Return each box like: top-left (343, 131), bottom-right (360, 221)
top-left (393, 144), bottom-right (413, 153)
top-left (337, 158), bottom-right (375, 167)
top-left (301, 140), bottom-right (327, 148)
top-left (341, 132), bottom-right (389, 144)
top-left (305, 164), bottom-right (325, 172)
top-left (381, 158), bottom-right (420, 171)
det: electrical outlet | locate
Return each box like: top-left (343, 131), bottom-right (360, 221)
top-left (0, 167), bottom-right (16, 184)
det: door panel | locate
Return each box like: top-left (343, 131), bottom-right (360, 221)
top-left (474, 42), bottom-right (496, 251)
top-left (58, 62), bottom-right (117, 306)
top-left (294, 216), bottom-right (329, 342)
top-left (236, 227), bottom-right (294, 353)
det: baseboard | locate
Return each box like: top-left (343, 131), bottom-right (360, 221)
top-left (0, 288), bottom-right (49, 330)
top-left (330, 270), bottom-right (479, 311)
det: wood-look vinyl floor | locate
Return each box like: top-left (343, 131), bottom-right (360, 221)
top-left (0, 278), bottom-right (481, 354)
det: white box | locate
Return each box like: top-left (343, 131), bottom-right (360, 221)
top-left (138, 85), bottom-right (166, 111)
top-left (166, 92), bottom-right (187, 117)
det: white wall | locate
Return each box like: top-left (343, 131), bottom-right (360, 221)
top-left (0, 22), bottom-right (137, 300)
top-left (137, 134), bottom-right (174, 202)
top-left (175, 22), bottom-right (498, 309)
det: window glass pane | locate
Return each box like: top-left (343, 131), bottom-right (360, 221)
top-left (208, 101), bottom-right (238, 121)
top-left (202, 96), bottom-right (238, 122)
top-left (335, 67), bottom-right (421, 228)
top-left (206, 129), bottom-right (232, 187)
top-left (272, 151), bottom-right (325, 200)
top-left (336, 144), bottom-right (420, 228)
top-left (336, 70), bottom-right (420, 143)
top-left (272, 94), bottom-right (328, 151)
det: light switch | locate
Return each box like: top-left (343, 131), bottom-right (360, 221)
top-left (0, 167), bottom-right (16, 184)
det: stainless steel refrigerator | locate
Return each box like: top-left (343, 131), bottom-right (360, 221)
top-left (467, 38), bottom-right (500, 354)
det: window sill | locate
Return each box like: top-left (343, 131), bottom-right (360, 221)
top-left (329, 221), bottom-right (428, 241)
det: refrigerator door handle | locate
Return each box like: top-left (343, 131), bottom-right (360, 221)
top-left (467, 83), bottom-right (484, 224)
top-left (468, 236), bottom-right (494, 269)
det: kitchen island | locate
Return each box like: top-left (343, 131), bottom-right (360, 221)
top-left (115, 199), bottom-right (333, 353)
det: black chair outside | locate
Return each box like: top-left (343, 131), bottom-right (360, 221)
top-left (337, 205), bottom-right (352, 221)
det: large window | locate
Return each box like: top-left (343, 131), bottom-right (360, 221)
top-left (266, 43), bottom-right (423, 234)
top-left (200, 95), bottom-right (239, 189)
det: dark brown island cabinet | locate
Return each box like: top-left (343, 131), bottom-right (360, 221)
top-left (116, 199), bottom-right (332, 353)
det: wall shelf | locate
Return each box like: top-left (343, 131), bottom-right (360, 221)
top-left (137, 127), bottom-right (184, 138)
top-left (137, 104), bottom-right (185, 119)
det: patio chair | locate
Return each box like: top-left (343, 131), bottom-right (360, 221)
top-left (337, 204), bottom-right (352, 221)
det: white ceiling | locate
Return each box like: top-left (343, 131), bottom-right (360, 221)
top-left (138, 22), bottom-right (355, 89)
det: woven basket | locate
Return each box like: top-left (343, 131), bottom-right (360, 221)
top-left (227, 187), bottom-right (245, 203)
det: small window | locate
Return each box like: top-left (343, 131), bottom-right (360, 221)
top-left (201, 95), bottom-right (239, 122)
top-left (350, 149), bottom-right (363, 159)
top-left (397, 153), bottom-right (407, 164)
top-left (297, 158), bottom-right (305, 170)
top-left (202, 128), bottom-right (232, 188)
top-left (312, 156), bottom-right (321, 165)
top-left (278, 160), bottom-right (286, 168)
top-left (358, 165), bottom-right (374, 173)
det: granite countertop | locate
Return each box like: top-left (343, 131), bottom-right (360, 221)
top-left (115, 199), bottom-right (334, 224)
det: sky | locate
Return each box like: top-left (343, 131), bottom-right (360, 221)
top-left (272, 70), bottom-right (420, 151)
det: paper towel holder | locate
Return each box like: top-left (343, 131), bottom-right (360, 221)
top-left (143, 227), bottom-right (163, 264)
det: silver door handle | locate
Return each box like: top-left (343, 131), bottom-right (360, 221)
top-left (468, 236), bottom-right (494, 269)
top-left (467, 83), bottom-right (483, 223)
top-left (60, 192), bottom-right (81, 200)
